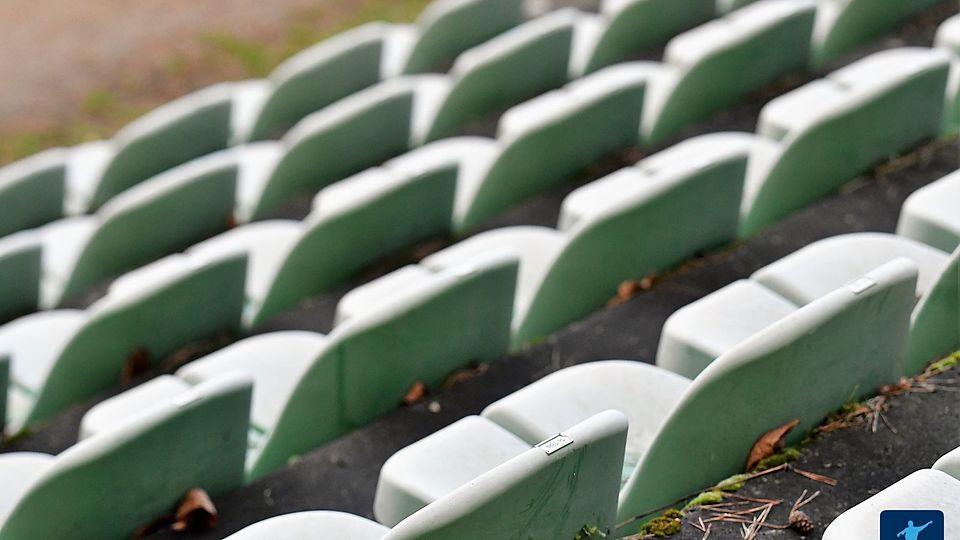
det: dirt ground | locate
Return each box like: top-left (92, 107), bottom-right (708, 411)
top-left (0, 0), bottom-right (377, 132)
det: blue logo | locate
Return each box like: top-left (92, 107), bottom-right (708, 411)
top-left (880, 510), bottom-right (944, 540)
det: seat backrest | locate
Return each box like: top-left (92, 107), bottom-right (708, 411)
top-left (0, 149), bottom-right (66, 238)
top-left (91, 83), bottom-right (236, 209)
top-left (385, 410), bottom-right (628, 540)
top-left (584, 0), bottom-right (714, 73)
top-left (423, 9), bottom-right (581, 142)
top-left (0, 233), bottom-right (42, 323)
top-left (618, 259), bottom-right (918, 522)
top-left (642, 0), bottom-right (816, 144)
top-left (253, 147), bottom-right (459, 325)
top-left (514, 133), bottom-right (748, 345)
top-left (25, 252), bottom-right (247, 427)
top-left (62, 151), bottom-right (239, 300)
top-left (251, 77), bottom-right (447, 219)
top-left (906, 246), bottom-right (960, 375)
top-left (0, 374), bottom-right (251, 540)
top-left (245, 23), bottom-right (403, 141)
top-left (404, 0), bottom-right (525, 74)
top-left (248, 252), bottom-right (518, 478)
top-left (741, 48), bottom-right (951, 236)
top-left (457, 62), bottom-right (654, 231)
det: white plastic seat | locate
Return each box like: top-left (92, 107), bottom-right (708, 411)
top-left (751, 232), bottom-right (949, 305)
top-left (657, 280), bottom-right (798, 378)
top-left (823, 470), bottom-right (960, 539)
top-left (63, 140), bottom-right (116, 215)
top-left (225, 511), bottom-right (390, 540)
top-left (374, 416), bottom-right (530, 526)
top-left (0, 453), bottom-right (55, 525)
top-left (897, 170), bottom-right (960, 253)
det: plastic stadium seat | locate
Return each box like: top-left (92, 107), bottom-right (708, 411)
top-left (0, 250), bottom-right (246, 433)
top-left (229, 411), bottom-right (627, 540)
top-left (812, 0), bottom-right (949, 66)
top-left (428, 132), bottom-right (750, 345)
top-left (94, 252), bottom-right (516, 479)
top-left (906, 245), bottom-right (959, 375)
top-left (90, 82), bottom-right (243, 209)
top-left (0, 232), bottom-right (42, 323)
top-left (422, 9), bottom-right (589, 142)
top-left (641, 0), bottom-right (816, 144)
top-left (402, 0), bottom-right (526, 74)
top-left (226, 511), bottom-right (390, 540)
top-left (716, 0), bottom-right (760, 14)
top-left (477, 260), bottom-right (915, 523)
top-left (235, 23), bottom-right (414, 142)
top-left (934, 446), bottom-right (960, 481)
top-left (374, 415), bottom-right (531, 526)
top-left (751, 232), bottom-right (950, 305)
top-left (740, 47), bottom-right (951, 236)
top-left (936, 15), bottom-right (960, 133)
top-left (0, 149), bottom-right (67, 239)
top-left (244, 76), bottom-right (450, 219)
top-left (898, 169), bottom-right (960, 253)
top-left (0, 355), bottom-right (7, 436)
top-left (0, 374), bottom-right (251, 539)
top-left (454, 62), bottom-right (657, 230)
top-left (251, 142), bottom-right (462, 324)
top-left (582, 0), bottom-right (715, 73)
top-left (823, 470), bottom-right (960, 539)
top-left (657, 280), bottom-right (798, 378)
top-left (45, 149), bottom-right (240, 305)
top-left (246, 251), bottom-right (517, 478)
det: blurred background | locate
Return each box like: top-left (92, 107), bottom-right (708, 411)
top-left (0, 0), bottom-right (437, 164)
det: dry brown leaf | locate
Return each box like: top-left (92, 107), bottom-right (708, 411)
top-left (745, 419), bottom-right (800, 471)
top-left (402, 381), bottom-right (427, 405)
top-left (120, 347), bottom-right (151, 386)
top-left (607, 273), bottom-right (657, 307)
top-left (442, 363), bottom-right (489, 389)
top-left (171, 488), bottom-right (217, 532)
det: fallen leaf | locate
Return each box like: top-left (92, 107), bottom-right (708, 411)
top-left (442, 363), bottom-right (489, 389)
top-left (746, 419), bottom-right (800, 471)
top-left (121, 348), bottom-right (151, 386)
top-left (607, 273), bottom-right (657, 307)
top-left (402, 381), bottom-right (427, 405)
top-left (171, 488), bottom-right (217, 532)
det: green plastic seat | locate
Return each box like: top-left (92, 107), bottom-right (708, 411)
top-left (906, 246), bottom-right (960, 375)
top-left (0, 355), bottom-right (7, 436)
top-left (0, 374), bottom-right (251, 540)
top-left (0, 232), bottom-right (42, 323)
top-left (247, 76), bottom-right (449, 219)
top-left (936, 15), bottom-right (960, 134)
top-left (402, 0), bottom-right (525, 74)
top-left (618, 259), bottom-right (917, 522)
top-left (455, 62), bottom-right (657, 230)
top-left (3, 251), bottom-right (246, 432)
top-left (422, 9), bottom-right (586, 142)
top-left (740, 47), bottom-right (951, 237)
top-left (237, 23), bottom-right (414, 142)
top-left (248, 251), bottom-right (517, 479)
top-left (641, 0), bottom-right (816, 144)
top-left (434, 132), bottom-right (750, 346)
top-left (0, 149), bottom-right (67, 239)
top-left (248, 140), bottom-right (462, 325)
top-left (811, 0), bottom-right (949, 67)
top-left (52, 150), bottom-right (239, 304)
top-left (227, 411), bottom-right (627, 540)
top-left (90, 82), bottom-right (239, 209)
top-left (582, 0), bottom-right (715, 74)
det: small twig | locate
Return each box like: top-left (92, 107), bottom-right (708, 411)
top-left (792, 467), bottom-right (838, 487)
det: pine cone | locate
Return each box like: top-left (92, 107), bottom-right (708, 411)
top-left (789, 510), bottom-right (815, 535)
